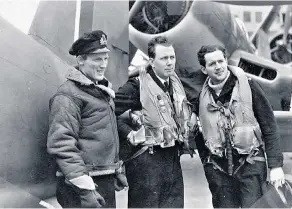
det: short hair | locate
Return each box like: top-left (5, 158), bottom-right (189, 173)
top-left (148, 36), bottom-right (172, 59)
top-left (197, 45), bottom-right (227, 67)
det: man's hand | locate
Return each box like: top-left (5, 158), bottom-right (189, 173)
top-left (270, 167), bottom-right (285, 188)
top-left (67, 176), bottom-right (106, 208)
top-left (79, 188), bottom-right (106, 208)
top-left (129, 110), bottom-right (143, 126)
top-left (127, 126), bottom-right (146, 146)
top-left (114, 173), bottom-right (129, 191)
top-left (129, 62), bottom-right (149, 77)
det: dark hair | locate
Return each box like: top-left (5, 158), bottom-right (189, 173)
top-left (197, 45), bottom-right (227, 67)
top-left (148, 36), bottom-right (172, 59)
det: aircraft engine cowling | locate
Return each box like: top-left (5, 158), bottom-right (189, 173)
top-left (270, 33), bottom-right (292, 65)
top-left (130, 1), bottom-right (192, 35)
top-left (129, 0), bottom-right (292, 155)
top-left (130, 0), bottom-right (257, 100)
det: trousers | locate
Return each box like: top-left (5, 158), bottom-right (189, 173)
top-left (203, 149), bottom-right (267, 208)
top-left (126, 145), bottom-right (184, 208)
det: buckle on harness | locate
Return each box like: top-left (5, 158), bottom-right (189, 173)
top-left (246, 156), bottom-right (256, 164)
top-left (246, 149), bottom-right (260, 165)
top-left (206, 155), bottom-right (211, 164)
top-left (149, 146), bottom-right (154, 155)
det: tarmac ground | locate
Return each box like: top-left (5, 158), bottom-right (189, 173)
top-left (45, 152), bottom-right (292, 208)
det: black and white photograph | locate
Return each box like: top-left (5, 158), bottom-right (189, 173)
top-left (0, 0), bottom-right (291, 208)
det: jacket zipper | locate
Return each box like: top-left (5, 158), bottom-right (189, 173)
top-left (99, 90), bottom-right (119, 162)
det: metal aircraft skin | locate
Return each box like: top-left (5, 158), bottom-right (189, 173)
top-left (129, 0), bottom-right (292, 152)
top-left (0, 15), bottom-right (67, 208)
top-left (0, 1), bottom-right (128, 207)
top-left (0, 0), bottom-right (291, 207)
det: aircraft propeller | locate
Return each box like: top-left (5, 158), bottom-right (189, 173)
top-left (269, 5), bottom-right (292, 65)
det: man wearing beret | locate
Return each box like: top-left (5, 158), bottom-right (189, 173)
top-left (47, 30), bottom-right (128, 208)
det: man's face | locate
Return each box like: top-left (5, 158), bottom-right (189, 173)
top-left (201, 50), bottom-right (228, 85)
top-left (150, 45), bottom-right (176, 80)
top-left (79, 52), bottom-right (109, 82)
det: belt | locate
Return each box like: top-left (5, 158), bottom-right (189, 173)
top-left (205, 151), bottom-right (266, 176)
top-left (142, 138), bottom-right (177, 147)
top-left (122, 143), bottom-right (179, 165)
top-left (123, 146), bottom-right (149, 164)
top-left (55, 162), bottom-right (121, 177)
top-left (233, 154), bottom-right (266, 175)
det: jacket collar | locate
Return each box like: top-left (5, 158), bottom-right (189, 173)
top-left (66, 67), bottom-right (112, 87)
top-left (65, 67), bottom-right (115, 98)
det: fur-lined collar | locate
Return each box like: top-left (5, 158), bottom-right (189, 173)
top-left (66, 67), bottom-right (115, 98)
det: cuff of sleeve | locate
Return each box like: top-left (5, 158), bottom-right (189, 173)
top-left (123, 126), bottom-right (133, 139)
top-left (69, 175), bottom-right (95, 190)
top-left (117, 118), bottom-right (133, 139)
top-left (267, 155), bottom-right (284, 168)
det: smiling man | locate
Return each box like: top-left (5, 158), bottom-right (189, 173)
top-left (192, 45), bottom-right (285, 208)
top-left (115, 36), bottom-right (194, 208)
top-left (47, 30), bottom-right (128, 208)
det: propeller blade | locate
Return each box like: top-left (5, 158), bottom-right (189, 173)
top-left (251, 6), bottom-right (281, 46)
top-left (283, 5), bottom-right (292, 45)
top-left (256, 29), bottom-right (271, 59)
top-left (129, 0), bottom-right (144, 23)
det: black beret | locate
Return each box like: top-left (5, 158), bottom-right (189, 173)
top-left (69, 30), bottom-right (110, 56)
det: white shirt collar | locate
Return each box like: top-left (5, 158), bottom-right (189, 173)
top-left (153, 71), bottom-right (169, 84)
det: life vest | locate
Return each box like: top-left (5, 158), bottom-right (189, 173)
top-left (199, 66), bottom-right (263, 157)
top-left (139, 67), bottom-right (191, 148)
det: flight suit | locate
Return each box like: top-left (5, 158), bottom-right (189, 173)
top-left (115, 66), bottom-right (188, 208)
top-left (191, 67), bottom-right (283, 208)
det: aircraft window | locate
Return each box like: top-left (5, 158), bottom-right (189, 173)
top-left (239, 58), bottom-right (277, 80)
top-left (243, 11), bottom-right (251, 23)
top-left (130, 1), bottom-right (192, 34)
top-left (255, 12), bottom-right (262, 23)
